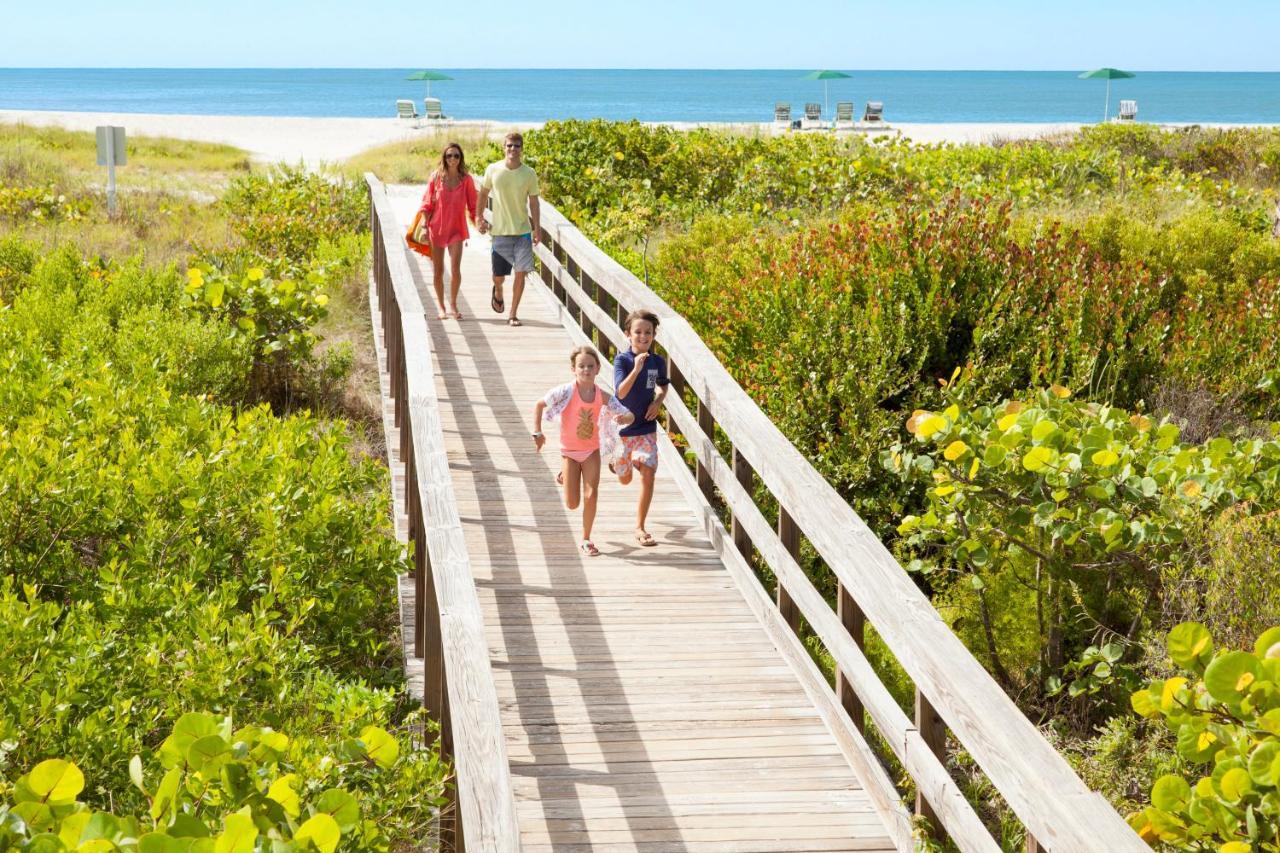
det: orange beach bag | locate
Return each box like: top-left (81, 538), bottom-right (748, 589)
top-left (405, 210), bottom-right (433, 258)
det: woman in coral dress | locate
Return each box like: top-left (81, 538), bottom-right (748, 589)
top-left (419, 142), bottom-right (478, 320)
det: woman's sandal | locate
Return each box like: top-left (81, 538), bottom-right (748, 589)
top-left (555, 471), bottom-right (564, 486)
top-left (490, 286), bottom-right (504, 313)
top-left (508, 317), bottom-right (522, 327)
top-left (450, 309), bottom-right (464, 320)
top-left (634, 529), bottom-right (657, 547)
top-left (579, 540), bottom-right (600, 557)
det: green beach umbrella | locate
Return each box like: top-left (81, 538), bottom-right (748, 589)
top-left (1078, 67), bottom-right (1135, 122)
top-left (802, 70), bottom-right (852, 115)
top-left (405, 70), bottom-right (453, 99)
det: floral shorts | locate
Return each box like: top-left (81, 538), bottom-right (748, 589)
top-left (615, 433), bottom-right (658, 477)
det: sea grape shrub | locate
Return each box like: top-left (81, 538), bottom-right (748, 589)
top-left (1129, 623), bottom-right (1280, 851)
top-left (887, 382), bottom-right (1280, 712)
top-left (184, 261), bottom-right (330, 364)
top-left (0, 712), bottom-right (444, 852)
top-left (222, 167), bottom-right (367, 267)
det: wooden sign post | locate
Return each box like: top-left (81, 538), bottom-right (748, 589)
top-left (95, 126), bottom-right (126, 216)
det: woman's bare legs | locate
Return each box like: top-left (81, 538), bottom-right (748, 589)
top-left (430, 249), bottom-right (448, 319)
top-left (447, 241), bottom-right (464, 318)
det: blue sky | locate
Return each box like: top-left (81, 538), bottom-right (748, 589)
top-left (3, 0), bottom-right (1277, 70)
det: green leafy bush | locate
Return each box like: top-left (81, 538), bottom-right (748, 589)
top-left (0, 713), bottom-right (443, 852)
top-left (887, 381), bottom-right (1280, 713)
top-left (1129, 623), bottom-right (1280, 851)
top-left (0, 235), bottom-right (441, 846)
top-left (652, 197), bottom-right (1170, 528)
top-left (222, 168), bottom-right (367, 267)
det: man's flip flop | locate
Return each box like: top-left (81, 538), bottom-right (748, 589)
top-left (508, 317), bottom-right (522, 327)
top-left (490, 286), bottom-right (504, 313)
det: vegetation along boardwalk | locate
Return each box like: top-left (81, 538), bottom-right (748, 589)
top-left (365, 174), bottom-right (1148, 852)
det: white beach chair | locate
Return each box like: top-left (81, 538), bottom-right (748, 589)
top-left (1117, 99), bottom-right (1138, 121)
top-left (834, 101), bottom-right (855, 130)
top-left (774, 102), bottom-right (792, 130)
top-left (802, 102), bottom-right (824, 130)
top-left (424, 97), bottom-right (448, 122)
top-left (396, 99), bottom-right (421, 127)
top-left (861, 101), bottom-right (885, 124)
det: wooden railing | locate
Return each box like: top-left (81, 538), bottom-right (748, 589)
top-left (529, 199), bottom-right (1147, 853)
top-left (366, 175), bottom-right (520, 852)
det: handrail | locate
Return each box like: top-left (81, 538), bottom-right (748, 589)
top-left (530, 199), bottom-right (1145, 853)
top-left (365, 174), bottom-right (520, 851)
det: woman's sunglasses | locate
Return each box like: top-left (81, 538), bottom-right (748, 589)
top-left (445, 152), bottom-right (461, 159)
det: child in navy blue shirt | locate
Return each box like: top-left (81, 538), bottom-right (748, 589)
top-left (613, 309), bottom-right (669, 547)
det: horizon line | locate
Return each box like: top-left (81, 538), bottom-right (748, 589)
top-left (4, 66), bottom-right (1280, 74)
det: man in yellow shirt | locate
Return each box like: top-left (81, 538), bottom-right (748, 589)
top-left (477, 132), bottom-right (540, 327)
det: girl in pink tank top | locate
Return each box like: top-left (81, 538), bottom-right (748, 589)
top-left (532, 347), bottom-right (634, 556)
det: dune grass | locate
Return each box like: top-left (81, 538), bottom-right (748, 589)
top-left (0, 122), bottom-right (254, 195)
top-left (342, 127), bottom-right (505, 183)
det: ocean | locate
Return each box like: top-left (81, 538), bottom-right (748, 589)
top-left (1, 69), bottom-right (1278, 124)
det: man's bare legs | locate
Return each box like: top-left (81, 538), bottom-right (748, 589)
top-left (509, 271), bottom-right (527, 324)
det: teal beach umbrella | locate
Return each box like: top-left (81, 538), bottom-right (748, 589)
top-left (1078, 67), bottom-right (1135, 122)
top-left (405, 70), bottom-right (453, 99)
top-left (802, 70), bottom-right (852, 115)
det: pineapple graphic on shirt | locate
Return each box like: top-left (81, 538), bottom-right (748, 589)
top-left (576, 406), bottom-right (595, 441)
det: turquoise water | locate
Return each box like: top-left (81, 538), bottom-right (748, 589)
top-left (1, 69), bottom-right (1278, 123)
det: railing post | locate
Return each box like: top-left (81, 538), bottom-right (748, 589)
top-left (1025, 834), bottom-right (1042, 853)
top-left (776, 508), bottom-right (802, 634)
top-left (409, 459), bottom-right (425, 658)
top-left (696, 397), bottom-right (715, 503)
top-left (915, 689), bottom-right (948, 842)
top-left (837, 583), bottom-right (866, 733)
top-left (665, 362), bottom-right (683, 436)
top-left (731, 448), bottom-right (754, 561)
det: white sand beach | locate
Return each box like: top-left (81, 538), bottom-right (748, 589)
top-left (3, 109), bottom-right (1273, 166)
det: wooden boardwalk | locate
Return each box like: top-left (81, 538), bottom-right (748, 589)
top-left (378, 185), bottom-right (903, 852)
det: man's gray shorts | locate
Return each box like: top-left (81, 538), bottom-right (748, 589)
top-left (491, 234), bottom-right (535, 275)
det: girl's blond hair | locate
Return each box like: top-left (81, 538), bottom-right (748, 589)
top-left (568, 346), bottom-right (600, 368)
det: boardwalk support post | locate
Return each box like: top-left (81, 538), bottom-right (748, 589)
top-left (731, 447), bottom-right (755, 562)
top-left (915, 689), bottom-right (948, 842)
top-left (776, 507), bottom-right (802, 634)
top-left (837, 584), bottom-right (866, 733)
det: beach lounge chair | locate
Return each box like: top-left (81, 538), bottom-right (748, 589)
top-left (862, 101), bottom-right (885, 124)
top-left (424, 97), bottom-right (447, 121)
top-left (802, 102), bottom-right (824, 130)
top-left (1118, 99), bottom-right (1138, 121)
top-left (774, 102), bottom-right (792, 130)
top-left (834, 101), bottom-right (855, 130)
top-left (396, 99), bottom-right (421, 126)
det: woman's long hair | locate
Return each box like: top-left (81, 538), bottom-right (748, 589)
top-left (432, 142), bottom-right (468, 183)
